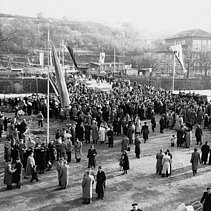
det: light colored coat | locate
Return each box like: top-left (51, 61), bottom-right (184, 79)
top-left (74, 141), bottom-right (82, 160)
top-left (161, 154), bottom-right (171, 175)
top-left (82, 174), bottom-right (95, 199)
top-left (26, 155), bottom-right (35, 176)
top-left (60, 164), bottom-right (69, 189)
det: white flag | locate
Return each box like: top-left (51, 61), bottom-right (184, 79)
top-left (170, 44), bottom-right (187, 73)
top-left (39, 51), bottom-right (44, 66)
top-left (99, 52), bottom-right (105, 64)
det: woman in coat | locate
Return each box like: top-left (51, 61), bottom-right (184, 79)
top-left (25, 151), bottom-right (37, 181)
top-left (82, 170), bottom-right (95, 204)
top-left (60, 160), bottom-right (69, 189)
top-left (4, 160), bottom-right (15, 190)
top-left (161, 151), bottom-right (171, 177)
top-left (122, 150), bottom-right (129, 175)
top-left (74, 139), bottom-right (82, 163)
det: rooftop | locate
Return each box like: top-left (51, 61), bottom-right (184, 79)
top-left (166, 29), bottom-right (211, 40)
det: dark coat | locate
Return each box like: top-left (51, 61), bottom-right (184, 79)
top-left (87, 148), bottom-right (97, 167)
top-left (135, 137), bottom-right (141, 155)
top-left (200, 192), bottom-right (211, 211)
top-left (141, 125), bottom-right (149, 140)
top-left (123, 154), bottom-right (129, 170)
top-left (190, 152), bottom-right (201, 171)
top-left (201, 144), bottom-right (210, 163)
top-left (195, 127), bottom-right (203, 142)
top-left (96, 170), bottom-right (106, 194)
top-left (13, 162), bottom-right (22, 183)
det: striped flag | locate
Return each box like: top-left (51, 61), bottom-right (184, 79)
top-left (51, 42), bottom-right (70, 108)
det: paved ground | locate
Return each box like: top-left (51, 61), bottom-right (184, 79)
top-left (0, 114), bottom-right (211, 211)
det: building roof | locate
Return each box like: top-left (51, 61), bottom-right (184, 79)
top-left (166, 29), bottom-right (211, 40)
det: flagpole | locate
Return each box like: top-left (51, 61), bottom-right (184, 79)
top-left (172, 52), bottom-right (175, 91)
top-left (47, 29), bottom-right (50, 144)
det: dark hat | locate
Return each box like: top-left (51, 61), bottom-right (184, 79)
top-left (132, 203), bottom-right (138, 206)
top-left (16, 157), bottom-right (20, 160)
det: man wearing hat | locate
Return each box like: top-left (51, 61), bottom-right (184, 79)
top-left (130, 203), bottom-right (143, 211)
top-left (13, 157), bottom-right (23, 189)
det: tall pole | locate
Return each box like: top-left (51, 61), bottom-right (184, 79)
top-left (47, 29), bottom-right (50, 144)
top-left (113, 49), bottom-right (116, 75)
top-left (172, 52), bottom-right (175, 91)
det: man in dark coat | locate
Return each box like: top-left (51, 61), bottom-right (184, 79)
top-left (201, 141), bottom-right (210, 164)
top-left (13, 157), bottom-right (23, 189)
top-left (134, 134), bottom-right (141, 158)
top-left (195, 124), bottom-right (203, 145)
top-left (107, 126), bottom-right (114, 147)
top-left (177, 126), bottom-right (184, 147)
top-left (159, 116), bottom-right (166, 133)
top-left (122, 150), bottom-right (129, 175)
top-left (151, 114), bottom-right (156, 132)
top-left (141, 122), bottom-right (149, 143)
top-left (96, 166), bottom-right (106, 200)
top-left (200, 187), bottom-right (211, 211)
top-left (87, 145), bottom-right (97, 168)
top-left (190, 148), bottom-right (201, 176)
top-left (85, 122), bottom-right (91, 144)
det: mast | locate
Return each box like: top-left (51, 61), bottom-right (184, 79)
top-left (47, 29), bottom-right (50, 144)
top-left (172, 52), bottom-right (175, 91)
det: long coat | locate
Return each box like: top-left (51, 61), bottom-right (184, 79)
top-left (74, 141), bottom-right (82, 160)
top-left (13, 162), bottom-right (22, 184)
top-left (190, 152), bottom-right (201, 171)
top-left (135, 137), bottom-right (141, 156)
top-left (141, 125), bottom-right (149, 140)
top-left (96, 171), bottom-right (106, 195)
top-left (60, 164), bottom-right (69, 189)
top-left (156, 152), bottom-right (163, 173)
top-left (91, 124), bottom-right (99, 142)
top-left (201, 144), bottom-right (210, 163)
top-left (4, 163), bottom-right (13, 186)
top-left (87, 148), bottom-right (97, 168)
top-left (26, 155), bottom-right (35, 176)
top-left (161, 154), bottom-right (171, 175)
top-left (82, 175), bottom-right (95, 199)
top-left (200, 191), bottom-right (211, 211)
top-left (123, 154), bottom-right (129, 170)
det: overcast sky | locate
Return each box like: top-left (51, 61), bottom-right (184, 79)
top-left (1, 0), bottom-right (211, 35)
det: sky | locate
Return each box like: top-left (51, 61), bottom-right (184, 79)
top-left (1, 0), bottom-right (211, 36)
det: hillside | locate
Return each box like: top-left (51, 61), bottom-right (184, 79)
top-left (0, 13), bottom-right (150, 64)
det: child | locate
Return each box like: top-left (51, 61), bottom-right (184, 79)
top-left (170, 135), bottom-right (176, 147)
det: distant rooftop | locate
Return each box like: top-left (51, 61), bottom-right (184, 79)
top-left (166, 29), bottom-right (211, 40)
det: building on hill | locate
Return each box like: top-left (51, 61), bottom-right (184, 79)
top-left (163, 29), bottom-right (211, 78)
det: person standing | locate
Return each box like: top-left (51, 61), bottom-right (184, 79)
top-left (82, 170), bottom-right (95, 204)
top-left (13, 157), bottom-right (23, 189)
top-left (96, 166), bottom-right (106, 200)
top-left (190, 148), bottom-right (201, 176)
top-left (121, 134), bottom-right (129, 153)
top-left (91, 121), bottom-right (99, 144)
top-left (134, 134), bottom-right (141, 158)
top-left (37, 111), bottom-right (44, 127)
top-left (66, 137), bottom-right (72, 163)
top-left (141, 122), bottom-right (149, 143)
top-left (107, 126), bottom-right (114, 147)
top-left (159, 116), bottom-right (166, 134)
top-left (56, 159), bottom-right (63, 186)
top-left (85, 122), bottom-right (91, 144)
top-left (200, 187), bottom-right (211, 211)
top-left (156, 149), bottom-right (164, 175)
top-left (151, 113), bottom-right (156, 133)
top-left (177, 126), bottom-right (184, 147)
top-left (161, 151), bottom-right (171, 177)
top-left (201, 141), bottom-right (210, 165)
top-left (195, 124), bottom-right (203, 145)
top-left (4, 160), bottom-right (15, 190)
top-left (122, 150), bottom-right (129, 175)
top-left (74, 139), bottom-right (82, 163)
top-left (60, 160), bottom-right (69, 189)
top-left (87, 145), bottom-right (97, 168)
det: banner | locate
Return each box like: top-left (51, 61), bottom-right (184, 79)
top-left (66, 45), bottom-right (78, 69)
top-left (39, 51), bottom-right (44, 66)
top-left (99, 52), bottom-right (105, 64)
top-left (170, 44), bottom-right (187, 73)
top-left (51, 43), bottom-right (70, 108)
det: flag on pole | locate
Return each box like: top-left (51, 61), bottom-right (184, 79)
top-left (99, 52), bottom-right (105, 64)
top-left (39, 51), bottom-right (44, 66)
top-left (170, 44), bottom-right (187, 73)
top-left (66, 45), bottom-right (78, 69)
top-left (51, 42), bottom-right (70, 108)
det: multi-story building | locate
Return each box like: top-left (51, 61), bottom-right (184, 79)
top-left (164, 29), bottom-right (211, 77)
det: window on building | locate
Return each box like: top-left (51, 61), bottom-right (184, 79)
top-left (193, 40), bottom-right (201, 51)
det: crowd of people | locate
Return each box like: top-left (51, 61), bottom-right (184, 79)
top-left (1, 73), bottom-right (211, 210)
